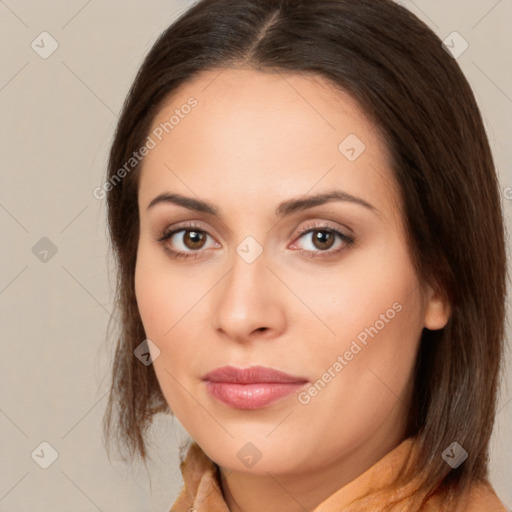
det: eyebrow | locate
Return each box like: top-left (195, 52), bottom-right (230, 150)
top-left (147, 190), bottom-right (379, 217)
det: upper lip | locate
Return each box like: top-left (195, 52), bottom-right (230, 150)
top-left (202, 365), bottom-right (308, 384)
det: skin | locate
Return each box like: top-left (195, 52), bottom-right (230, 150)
top-left (134, 67), bottom-right (450, 512)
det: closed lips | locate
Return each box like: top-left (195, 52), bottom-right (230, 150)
top-left (202, 365), bottom-right (309, 384)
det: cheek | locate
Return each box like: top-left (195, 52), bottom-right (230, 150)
top-left (134, 269), bottom-right (169, 338)
top-left (290, 242), bottom-right (421, 344)
top-left (291, 240), bottom-right (425, 404)
top-left (134, 250), bottom-right (198, 411)
top-left (134, 245), bottom-right (212, 381)
top-left (135, 245), bottom-right (194, 337)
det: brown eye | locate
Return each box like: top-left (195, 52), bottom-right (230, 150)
top-left (182, 230), bottom-right (207, 250)
top-left (291, 224), bottom-right (354, 258)
top-left (311, 230), bottom-right (336, 251)
top-left (157, 224), bottom-right (219, 260)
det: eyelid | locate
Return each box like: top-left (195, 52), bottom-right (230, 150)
top-left (157, 220), bottom-right (220, 243)
top-left (156, 219), bottom-right (355, 260)
top-left (155, 222), bottom-right (219, 261)
top-left (157, 219), bottom-right (349, 243)
top-left (290, 219), bottom-right (352, 241)
top-left (288, 221), bottom-right (354, 254)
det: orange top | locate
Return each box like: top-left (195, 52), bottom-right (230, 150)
top-left (169, 437), bottom-right (508, 512)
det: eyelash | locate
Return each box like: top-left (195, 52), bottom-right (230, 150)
top-left (156, 221), bottom-right (355, 260)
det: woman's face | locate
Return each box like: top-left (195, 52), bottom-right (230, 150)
top-left (134, 68), bottom-right (449, 476)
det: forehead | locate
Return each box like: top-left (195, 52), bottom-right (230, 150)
top-left (138, 67), bottom-right (397, 217)
top-left (149, 66), bottom-right (380, 152)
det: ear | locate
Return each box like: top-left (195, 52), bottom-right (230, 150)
top-left (423, 283), bottom-right (451, 330)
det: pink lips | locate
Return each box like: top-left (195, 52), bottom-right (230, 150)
top-left (203, 365), bottom-right (308, 410)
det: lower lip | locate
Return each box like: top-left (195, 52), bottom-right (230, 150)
top-left (205, 381), bottom-right (306, 409)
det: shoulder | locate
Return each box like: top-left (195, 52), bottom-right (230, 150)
top-left (463, 480), bottom-right (509, 512)
top-left (422, 478), bottom-right (508, 512)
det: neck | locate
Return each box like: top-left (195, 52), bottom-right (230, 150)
top-left (218, 427), bottom-right (407, 512)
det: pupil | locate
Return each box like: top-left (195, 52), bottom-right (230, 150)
top-left (186, 230), bottom-right (205, 249)
top-left (314, 230), bottom-right (334, 250)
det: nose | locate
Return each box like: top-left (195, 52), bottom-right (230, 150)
top-left (211, 245), bottom-right (287, 344)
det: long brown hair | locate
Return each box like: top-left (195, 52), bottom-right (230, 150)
top-left (103, 0), bottom-right (507, 508)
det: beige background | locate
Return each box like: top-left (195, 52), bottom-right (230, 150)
top-left (0, 0), bottom-right (511, 510)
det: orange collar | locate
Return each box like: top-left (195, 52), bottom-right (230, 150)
top-left (169, 437), bottom-right (506, 512)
